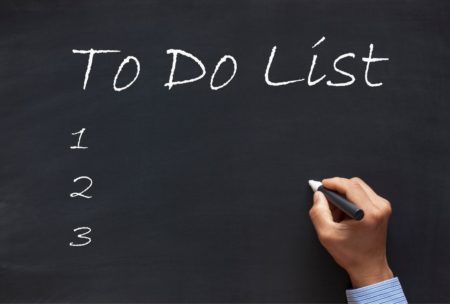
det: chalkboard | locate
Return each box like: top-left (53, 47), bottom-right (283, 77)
top-left (1, 0), bottom-right (449, 302)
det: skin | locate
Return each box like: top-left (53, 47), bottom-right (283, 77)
top-left (309, 177), bottom-right (394, 288)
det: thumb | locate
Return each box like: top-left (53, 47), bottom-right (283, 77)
top-left (309, 191), bottom-right (334, 233)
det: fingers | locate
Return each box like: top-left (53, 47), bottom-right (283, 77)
top-left (322, 177), bottom-right (373, 210)
top-left (350, 177), bottom-right (391, 211)
top-left (309, 191), bottom-right (335, 236)
top-left (348, 177), bottom-right (379, 203)
top-left (322, 177), bottom-right (392, 222)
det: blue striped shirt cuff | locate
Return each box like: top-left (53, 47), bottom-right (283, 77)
top-left (346, 277), bottom-right (407, 304)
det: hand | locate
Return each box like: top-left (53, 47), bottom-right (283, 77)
top-left (309, 177), bottom-right (394, 288)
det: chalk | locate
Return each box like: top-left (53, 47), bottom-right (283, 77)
top-left (265, 46), bottom-right (305, 86)
top-left (312, 36), bottom-right (326, 49)
top-left (308, 180), bottom-right (364, 220)
top-left (362, 43), bottom-right (390, 87)
top-left (210, 55), bottom-right (237, 90)
top-left (69, 227), bottom-right (92, 247)
top-left (113, 56), bottom-right (140, 92)
top-left (326, 53), bottom-right (356, 87)
top-left (70, 128), bottom-right (88, 150)
top-left (70, 176), bottom-right (93, 199)
top-left (72, 41), bottom-right (390, 91)
top-left (164, 49), bottom-right (206, 90)
top-left (72, 49), bottom-right (121, 90)
top-left (308, 36), bottom-right (326, 86)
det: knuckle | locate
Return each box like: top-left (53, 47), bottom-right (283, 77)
top-left (382, 203), bottom-right (392, 217)
top-left (366, 207), bottom-right (391, 225)
top-left (350, 177), bottom-right (363, 184)
top-left (329, 176), bottom-right (343, 183)
top-left (318, 230), bottom-right (334, 243)
top-left (325, 177), bottom-right (351, 191)
top-left (364, 216), bottom-right (380, 228)
top-left (372, 211), bottom-right (384, 221)
top-left (374, 209), bottom-right (386, 222)
top-left (335, 177), bottom-right (350, 189)
top-left (309, 207), bottom-right (319, 219)
top-left (349, 179), bottom-right (362, 189)
top-left (366, 210), bottom-right (383, 222)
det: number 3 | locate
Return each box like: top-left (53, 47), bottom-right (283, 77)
top-left (69, 227), bottom-right (92, 247)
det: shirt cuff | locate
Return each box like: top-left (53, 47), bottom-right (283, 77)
top-left (346, 277), bottom-right (407, 304)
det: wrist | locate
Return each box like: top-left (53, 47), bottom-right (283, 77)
top-left (347, 262), bottom-right (393, 288)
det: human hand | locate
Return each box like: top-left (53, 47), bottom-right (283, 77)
top-left (309, 177), bottom-right (394, 288)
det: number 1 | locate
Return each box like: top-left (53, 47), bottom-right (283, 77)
top-left (70, 128), bottom-right (88, 149)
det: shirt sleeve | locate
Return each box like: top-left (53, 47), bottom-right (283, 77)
top-left (346, 277), bottom-right (407, 304)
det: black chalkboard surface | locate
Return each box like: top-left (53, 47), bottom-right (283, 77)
top-left (1, 0), bottom-right (449, 302)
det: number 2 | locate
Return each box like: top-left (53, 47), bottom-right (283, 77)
top-left (70, 176), bottom-right (93, 199)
